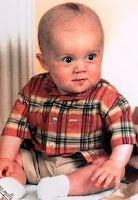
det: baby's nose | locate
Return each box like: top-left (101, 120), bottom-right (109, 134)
top-left (73, 61), bottom-right (86, 73)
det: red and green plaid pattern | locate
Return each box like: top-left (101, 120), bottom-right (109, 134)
top-left (2, 73), bottom-right (136, 162)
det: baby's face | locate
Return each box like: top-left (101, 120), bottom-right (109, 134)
top-left (44, 21), bottom-right (103, 95)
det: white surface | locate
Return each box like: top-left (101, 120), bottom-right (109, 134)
top-left (21, 185), bottom-right (115, 200)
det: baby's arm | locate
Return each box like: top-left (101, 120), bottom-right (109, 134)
top-left (0, 135), bottom-right (22, 177)
top-left (91, 144), bottom-right (133, 189)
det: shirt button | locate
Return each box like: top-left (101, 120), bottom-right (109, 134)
top-left (52, 117), bottom-right (57, 123)
top-left (49, 142), bottom-right (55, 148)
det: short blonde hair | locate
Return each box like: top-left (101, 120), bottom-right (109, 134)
top-left (38, 2), bottom-right (104, 55)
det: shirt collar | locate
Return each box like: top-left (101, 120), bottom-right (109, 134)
top-left (44, 73), bottom-right (96, 100)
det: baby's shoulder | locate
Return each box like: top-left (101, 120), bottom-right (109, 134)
top-left (95, 78), bottom-right (121, 99)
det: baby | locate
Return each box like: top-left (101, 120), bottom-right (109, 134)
top-left (0, 2), bottom-right (136, 200)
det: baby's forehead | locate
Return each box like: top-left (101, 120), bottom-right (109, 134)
top-left (52, 19), bottom-right (99, 38)
top-left (52, 15), bottom-right (91, 30)
top-left (49, 13), bottom-right (103, 43)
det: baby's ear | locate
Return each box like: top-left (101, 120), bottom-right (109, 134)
top-left (36, 53), bottom-right (48, 70)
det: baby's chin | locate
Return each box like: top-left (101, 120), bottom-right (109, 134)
top-left (59, 87), bottom-right (92, 96)
top-left (57, 78), bottom-right (100, 95)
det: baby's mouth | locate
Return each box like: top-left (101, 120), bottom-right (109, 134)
top-left (72, 78), bottom-right (87, 84)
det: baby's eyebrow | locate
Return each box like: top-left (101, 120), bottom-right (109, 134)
top-left (56, 52), bottom-right (74, 57)
top-left (87, 49), bottom-right (101, 54)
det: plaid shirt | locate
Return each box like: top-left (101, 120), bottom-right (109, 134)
top-left (2, 73), bottom-right (136, 162)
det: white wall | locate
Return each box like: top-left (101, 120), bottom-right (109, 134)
top-left (97, 0), bottom-right (138, 110)
top-left (0, 0), bottom-right (35, 133)
top-left (36, 0), bottom-right (138, 110)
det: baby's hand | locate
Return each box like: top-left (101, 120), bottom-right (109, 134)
top-left (91, 159), bottom-right (125, 189)
top-left (0, 158), bottom-right (14, 178)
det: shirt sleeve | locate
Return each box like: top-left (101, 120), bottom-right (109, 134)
top-left (2, 82), bottom-right (33, 139)
top-left (105, 98), bottom-right (136, 148)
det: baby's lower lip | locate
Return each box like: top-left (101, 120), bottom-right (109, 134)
top-left (73, 79), bottom-right (87, 84)
top-left (73, 78), bottom-right (87, 81)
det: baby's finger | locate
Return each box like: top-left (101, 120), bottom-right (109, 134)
top-left (5, 165), bottom-right (14, 176)
top-left (0, 169), bottom-right (3, 178)
top-left (0, 166), bottom-right (6, 178)
top-left (95, 172), bottom-right (108, 187)
top-left (91, 168), bottom-right (103, 181)
top-left (103, 174), bottom-right (114, 189)
top-left (114, 176), bottom-right (121, 190)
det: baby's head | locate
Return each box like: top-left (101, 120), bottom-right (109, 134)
top-left (38, 2), bottom-right (104, 55)
top-left (37, 2), bottom-right (104, 95)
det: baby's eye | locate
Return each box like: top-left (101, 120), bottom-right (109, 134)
top-left (63, 57), bottom-right (73, 63)
top-left (87, 53), bottom-right (96, 61)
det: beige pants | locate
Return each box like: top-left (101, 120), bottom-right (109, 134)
top-left (21, 149), bottom-right (87, 184)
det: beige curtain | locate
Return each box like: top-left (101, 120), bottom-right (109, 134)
top-left (0, 0), bottom-right (36, 133)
